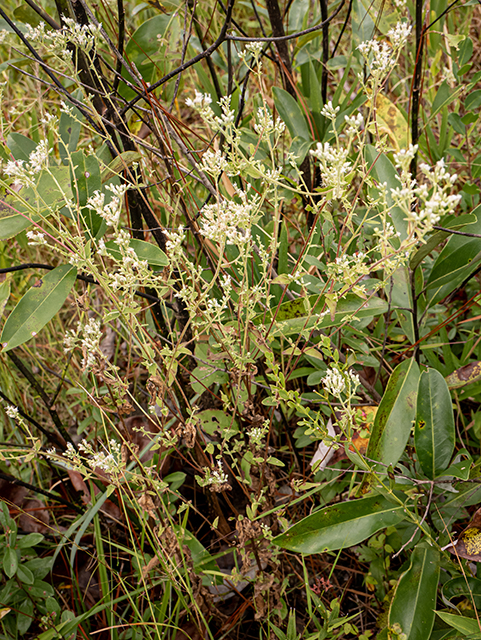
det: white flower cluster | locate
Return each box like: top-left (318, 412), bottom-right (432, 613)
top-left (41, 112), bottom-right (58, 127)
top-left (200, 185), bottom-right (259, 245)
top-left (326, 252), bottom-right (371, 289)
top-left (254, 106), bottom-right (285, 141)
top-left (415, 160), bottom-right (461, 228)
top-left (26, 17), bottom-right (102, 61)
top-left (344, 112), bottom-right (364, 135)
top-left (239, 41), bottom-right (264, 70)
top-left (26, 230), bottom-right (48, 246)
top-left (98, 228), bottom-right (150, 297)
top-left (321, 101), bottom-right (340, 120)
top-left (202, 460), bottom-right (229, 486)
top-left (5, 405), bottom-right (19, 419)
top-left (390, 147), bottom-right (461, 238)
top-left (186, 93), bottom-right (237, 141)
top-left (199, 148), bottom-right (229, 178)
top-left (357, 21), bottom-right (412, 87)
top-left (64, 318), bottom-right (103, 371)
top-left (205, 274), bottom-right (232, 317)
top-left (87, 184), bottom-right (127, 228)
top-left (310, 142), bottom-right (352, 199)
top-left (4, 140), bottom-right (51, 186)
top-left (165, 229), bottom-right (185, 259)
top-left (248, 420), bottom-right (270, 447)
top-left (78, 438), bottom-right (122, 474)
top-left (322, 366), bottom-right (360, 398)
top-left (186, 91), bottom-right (213, 120)
top-left (245, 41), bottom-right (263, 56)
top-left (0, 30), bottom-right (9, 45)
top-left (393, 143), bottom-right (418, 172)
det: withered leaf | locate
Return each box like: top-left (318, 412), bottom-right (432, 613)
top-left (445, 507), bottom-right (481, 562)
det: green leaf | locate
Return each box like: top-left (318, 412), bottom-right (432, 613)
top-left (261, 294), bottom-right (388, 338)
top-left (272, 87), bottom-right (311, 142)
top-left (443, 576), bottom-right (481, 609)
top-left (465, 90), bottom-right (481, 111)
top-left (3, 547), bottom-right (17, 578)
top-left (17, 598), bottom-right (34, 634)
top-left (366, 358), bottom-right (420, 468)
top-left (59, 89), bottom-right (83, 164)
top-left (119, 15), bottom-right (175, 100)
top-left (414, 369), bottom-right (455, 479)
top-left (197, 410), bottom-right (238, 436)
top-left (431, 81), bottom-right (460, 119)
top-left (409, 213), bottom-right (476, 270)
top-left (0, 279), bottom-right (10, 319)
top-left (358, 0), bottom-right (399, 36)
top-left (391, 265), bottom-right (415, 343)
top-left (101, 151), bottom-right (143, 183)
top-left (18, 533), bottom-right (44, 549)
top-left (71, 150), bottom-right (103, 238)
top-left (364, 145), bottom-right (408, 241)
top-left (1, 265), bottom-right (77, 351)
top-left (104, 238), bottom-right (168, 267)
top-left (351, 0), bottom-right (374, 49)
top-left (0, 167), bottom-right (73, 239)
top-left (16, 564), bottom-right (34, 585)
top-left (426, 204), bottom-right (481, 305)
top-left (6, 132), bottom-right (37, 161)
top-left (272, 495), bottom-right (405, 554)
top-left (435, 611), bottom-right (481, 637)
top-left (389, 543), bottom-right (440, 640)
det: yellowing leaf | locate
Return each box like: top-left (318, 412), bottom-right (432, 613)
top-left (372, 94), bottom-right (409, 151)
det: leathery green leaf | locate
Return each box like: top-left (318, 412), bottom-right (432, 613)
top-left (272, 87), bottom-right (311, 142)
top-left (389, 543), bottom-right (440, 640)
top-left (1, 265), bottom-right (77, 351)
top-left (366, 358), bottom-right (419, 468)
top-left (426, 203), bottom-right (481, 305)
top-left (414, 369), bottom-right (455, 479)
top-left (272, 495), bottom-right (405, 554)
top-left (105, 238), bottom-right (168, 267)
top-left (435, 611), bottom-right (481, 637)
top-left (0, 167), bottom-right (72, 239)
top-left (262, 295), bottom-right (387, 338)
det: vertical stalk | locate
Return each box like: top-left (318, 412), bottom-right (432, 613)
top-left (319, 0), bottom-right (329, 104)
top-left (410, 0), bottom-right (424, 177)
top-left (264, 0), bottom-right (312, 213)
top-left (410, 266), bottom-right (420, 364)
top-left (264, 0), bottom-right (295, 96)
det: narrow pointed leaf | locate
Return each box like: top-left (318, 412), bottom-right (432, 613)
top-left (71, 150), bottom-right (103, 239)
top-left (389, 543), bottom-right (440, 640)
top-left (272, 87), bottom-right (311, 141)
top-left (0, 279), bottom-right (10, 318)
top-left (273, 495), bottom-right (405, 554)
top-left (415, 369), bottom-right (455, 479)
top-left (104, 238), bottom-right (168, 267)
top-left (1, 265), bottom-right (77, 351)
top-left (435, 611), bottom-right (481, 637)
top-left (366, 358), bottom-right (419, 467)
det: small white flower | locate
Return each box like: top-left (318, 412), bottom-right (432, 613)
top-left (200, 149), bottom-right (228, 177)
top-left (186, 91), bottom-right (212, 110)
top-left (26, 230), bottom-right (47, 246)
top-left (321, 101), bottom-right (340, 120)
top-left (310, 142), bottom-right (352, 199)
top-left (5, 405), bottom-right (19, 419)
top-left (245, 41), bottom-right (263, 56)
top-left (322, 367), bottom-right (345, 397)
